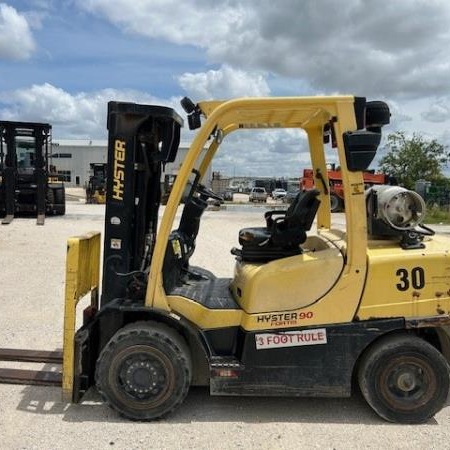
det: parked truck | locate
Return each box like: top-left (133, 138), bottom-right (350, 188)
top-left (249, 186), bottom-right (268, 202)
top-left (301, 166), bottom-right (388, 212)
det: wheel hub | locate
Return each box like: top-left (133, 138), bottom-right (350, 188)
top-left (125, 361), bottom-right (160, 394)
top-left (388, 364), bottom-right (425, 398)
top-left (381, 358), bottom-right (435, 411)
top-left (120, 356), bottom-right (167, 398)
top-left (396, 371), bottom-right (417, 392)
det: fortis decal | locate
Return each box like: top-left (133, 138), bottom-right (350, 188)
top-left (112, 139), bottom-right (125, 201)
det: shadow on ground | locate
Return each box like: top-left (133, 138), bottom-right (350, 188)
top-left (14, 382), bottom-right (444, 426)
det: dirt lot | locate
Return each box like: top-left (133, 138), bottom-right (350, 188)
top-left (1, 199), bottom-right (450, 449)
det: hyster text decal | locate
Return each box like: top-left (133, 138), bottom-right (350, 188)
top-left (255, 328), bottom-right (327, 350)
top-left (256, 311), bottom-right (313, 327)
top-left (112, 139), bottom-right (126, 201)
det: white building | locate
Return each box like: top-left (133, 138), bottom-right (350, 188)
top-left (51, 140), bottom-right (107, 186)
top-left (51, 140), bottom-right (211, 187)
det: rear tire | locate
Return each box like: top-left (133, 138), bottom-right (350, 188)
top-left (358, 334), bottom-right (449, 423)
top-left (330, 193), bottom-right (343, 212)
top-left (96, 321), bottom-right (191, 421)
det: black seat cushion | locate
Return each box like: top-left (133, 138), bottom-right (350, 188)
top-left (235, 189), bottom-right (320, 262)
top-left (239, 227), bottom-right (271, 246)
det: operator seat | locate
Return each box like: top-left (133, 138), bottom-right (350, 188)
top-left (232, 189), bottom-right (320, 262)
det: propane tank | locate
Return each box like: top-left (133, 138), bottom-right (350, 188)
top-left (368, 185), bottom-right (426, 230)
top-left (366, 185), bottom-right (433, 248)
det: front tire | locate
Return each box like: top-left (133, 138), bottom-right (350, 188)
top-left (358, 334), bottom-right (449, 423)
top-left (96, 321), bottom-right (191, 421)
top-left (53, 187), bottom-right (66, 215)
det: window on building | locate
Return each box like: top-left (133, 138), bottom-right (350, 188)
top-left (52, 153), bottom-right (72, 158)
top-left (57, 170), bottom-right (71, 182)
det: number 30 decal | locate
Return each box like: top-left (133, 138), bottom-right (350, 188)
top-left (396, 267), bottom-right (425, 291)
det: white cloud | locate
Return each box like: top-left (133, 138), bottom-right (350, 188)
top-left (0, 83), bottom-right (183, 138)
top-left (421, 100), bottom-right (450, 123)
top-left (0, 82), bottom-right (310, 176)
top-left (0, 3), bottom-right (36, 60)
top-left (1, 82), bottom-right (446, 177)
top-left (4, 0), bottom-right (450, 177)
top-left (77, 0), bottom-right (450, 98)
top-left (178, 65), bottom-right (270, 99)
top-left (213, 128), bottom-right (311, 178)
top-left (73, 0), bottom-right (450, 176)
top-left (79, 0), bottom-right (248, 50)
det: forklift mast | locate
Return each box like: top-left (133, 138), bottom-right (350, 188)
top-left (101, 102), bottom-right (183, 307)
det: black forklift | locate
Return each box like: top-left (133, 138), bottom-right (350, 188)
top-left (0, 120), bottom-right (65, 225)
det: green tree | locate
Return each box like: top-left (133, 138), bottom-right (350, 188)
top-left (379, 132), bottom-right (449, 189)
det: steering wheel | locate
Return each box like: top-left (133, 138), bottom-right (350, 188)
top-left (196, 183), bottom-right (223, 202)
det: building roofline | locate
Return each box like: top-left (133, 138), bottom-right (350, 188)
top-left (53, 139), bottom-right (193, 148)
top-left (53, 139), bottom-right (107, 147)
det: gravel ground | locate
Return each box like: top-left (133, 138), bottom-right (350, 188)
top-left (1, 198), bottom-right (450, 450)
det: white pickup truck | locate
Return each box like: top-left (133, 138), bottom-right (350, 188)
top-left (249, 187), bottom-right (268, 202)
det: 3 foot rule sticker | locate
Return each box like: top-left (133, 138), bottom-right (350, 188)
top-left (255, 328), bottom-right (327, 350)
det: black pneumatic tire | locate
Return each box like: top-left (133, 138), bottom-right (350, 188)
top-left (95, 321), bottom-right (192, 421)
top-left (358, 334), bottom-right (449, 423)
top-left (330, 193), bottom-right (343, 213)
top-left (53, 188), bottom-right (66, 215)
top-left (46, 188), bottom-right (55, 205)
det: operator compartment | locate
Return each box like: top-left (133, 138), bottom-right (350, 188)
top-left (163, 173), bottom-right (241, 313)
top-left (229, 188), bottom-right (345, 313)
top-left (161, 96), bottom-right (372, 320)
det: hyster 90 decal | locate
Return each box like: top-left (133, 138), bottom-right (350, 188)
top-left (256, 311), bottom-right (313, 327)
top-left (255, 328), bottom-right (327, 350)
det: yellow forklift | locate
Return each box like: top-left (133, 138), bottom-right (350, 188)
top-left (85, 163), bottom-right (107, 204)
top-left (2, 96), bottom-right (450, 424)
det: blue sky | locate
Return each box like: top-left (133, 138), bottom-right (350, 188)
top-left (1, 1), bottom-right (205, 94)
top-left (1, 0), bottom-right (450, 176)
